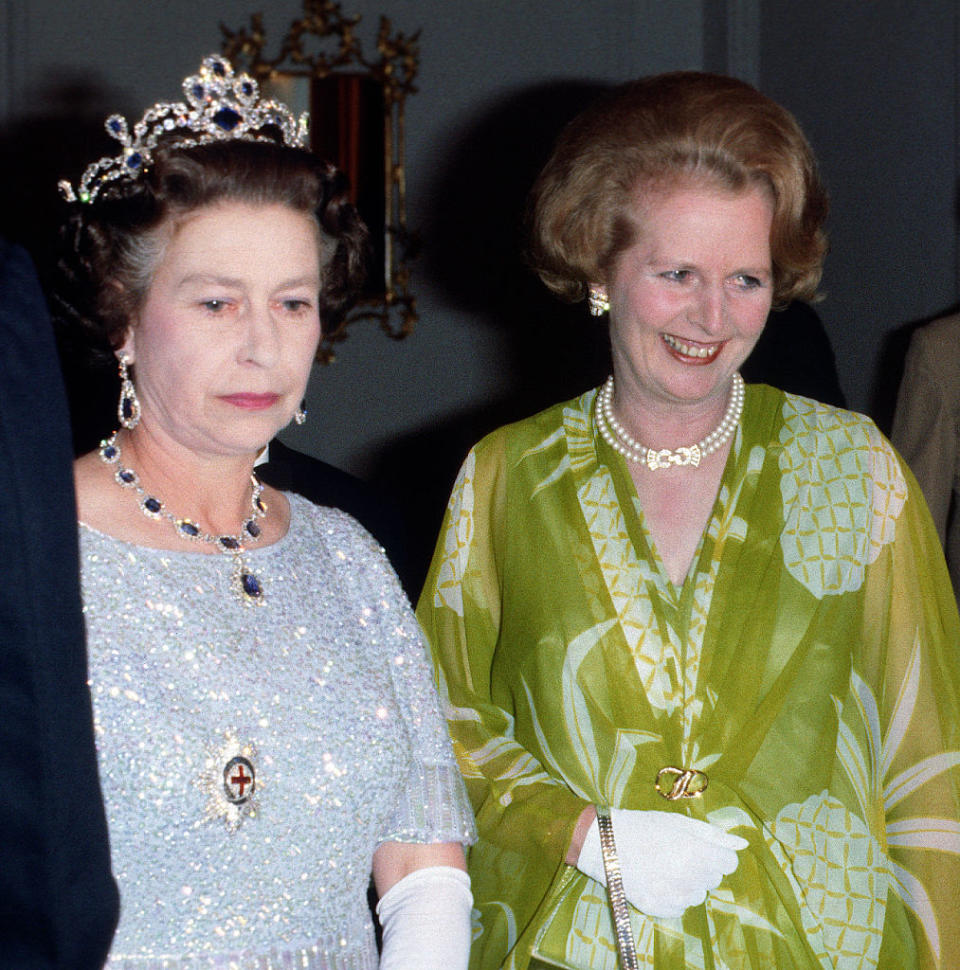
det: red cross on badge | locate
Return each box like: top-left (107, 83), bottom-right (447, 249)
top-left (223, 755), bottom-right (256, 804)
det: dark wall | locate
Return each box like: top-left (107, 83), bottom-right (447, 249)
top-left (3, 0), bottom-right (957, 470)
top-left (0, 0), bottom-right (704, 477)
top-left (760, 0), bottom-right (959, 426)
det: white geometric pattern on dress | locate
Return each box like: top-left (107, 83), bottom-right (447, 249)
top-left (433, 451), bottom-right (475, 617)
top-left (555, 399), bottom-right (688, 716)
top-left (766, 791), bottom-right (890, 969)
top-left (836, 638), bottom-right (960, 963)
top-left (679, 442), bottom-right (760, 757)
top-left (778, 397), bottom-right (904, 599)
top-left (567, 885), bottom-right (627, 969)
top-left (563, 393), bottom-right (599, 474)
top-left (563, 880), bottom-right (659, 969)
top-left (578, 471), bottom-right (684, 715)
top-left (866, 431), bottom-right (906, 563)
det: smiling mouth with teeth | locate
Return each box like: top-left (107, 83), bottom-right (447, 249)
top-left (662, 333), bottom-right (723, 362)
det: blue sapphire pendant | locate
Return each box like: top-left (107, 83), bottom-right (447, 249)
top-left (97, 431), bottom-right (268, 606)
top-left (231, 555), bottom-right (264, 606)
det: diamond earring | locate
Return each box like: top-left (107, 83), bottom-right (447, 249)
top-left (587, 287), bottom-right (610, 317)
top-left (117, 351), bottom-right (141, 429)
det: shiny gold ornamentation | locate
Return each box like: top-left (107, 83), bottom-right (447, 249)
top-left (655, 765), bottom-right (709, 801)
top-left (221, 0), bottom-right (420, 358)
top-left (198, 734), bottom-right (261, 831)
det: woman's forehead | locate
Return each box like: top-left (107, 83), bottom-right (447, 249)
top-left (154, 202), bottom-right (325, 266)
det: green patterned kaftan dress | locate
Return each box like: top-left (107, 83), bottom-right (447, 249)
top-left (417, 383), bottom-right (960, 970)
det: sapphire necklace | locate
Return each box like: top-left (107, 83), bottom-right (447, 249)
top-left (99, 431), bottom-right (267, 606)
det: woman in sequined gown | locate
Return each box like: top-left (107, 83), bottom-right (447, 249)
top-left (54, 55), bottom-right (476, 970)
top-left (416, 73), bottom-right (960, 970)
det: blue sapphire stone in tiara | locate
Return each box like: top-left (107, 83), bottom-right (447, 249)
top-left (125, 152), bottom-right (143, 171)
top-left (213, 107), bottom-right (242, 131)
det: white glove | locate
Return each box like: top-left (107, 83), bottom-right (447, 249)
top-left (576, 808), bottom-right (748, 919)
top-left (376, 865), bottom-right (473, 970)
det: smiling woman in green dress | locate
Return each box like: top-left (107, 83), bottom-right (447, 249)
top-left (417, 72), bottom-right (960, 970)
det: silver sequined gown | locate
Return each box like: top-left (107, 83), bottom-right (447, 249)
top-left (79, 493), bottom-right (477, 969)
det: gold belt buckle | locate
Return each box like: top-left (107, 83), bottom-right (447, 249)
top-left (655, 765), bottom-right (709, 801)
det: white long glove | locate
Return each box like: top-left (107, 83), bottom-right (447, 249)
top-left (576, 808), bottom-right (748, 919)
top-left (376, 865), bottom-right (473, 970)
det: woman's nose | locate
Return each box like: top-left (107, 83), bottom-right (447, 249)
top-left (692, 285), bottom-right (725, 333)
top-left (240, 305), bottom-right (280, 366)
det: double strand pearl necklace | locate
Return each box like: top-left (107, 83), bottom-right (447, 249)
top-left (99, 431), bottom-right (268, 605)
top-left (595, 372), bottom-right (745, 470)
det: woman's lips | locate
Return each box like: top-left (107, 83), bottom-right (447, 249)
top-left (661, 333), bottom-right (724, 364)
top-left (220, 393), bottom-right (281, 410)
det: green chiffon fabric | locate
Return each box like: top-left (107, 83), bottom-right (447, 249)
top-left (416, 383), bottom-right (960, 970)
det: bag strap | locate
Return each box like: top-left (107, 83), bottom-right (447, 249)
top-left (596, 807), bottom-right (639, 970)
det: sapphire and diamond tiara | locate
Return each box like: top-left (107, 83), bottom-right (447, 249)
top-left (58, 54), bottom-right (310, 204)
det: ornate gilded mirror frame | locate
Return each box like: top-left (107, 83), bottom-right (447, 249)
top-left (222, 0), bottom-right (419, 361)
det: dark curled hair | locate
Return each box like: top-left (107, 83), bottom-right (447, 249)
top-left (53, 138), bottom-right (369, 357)
top-left (527, 72), bottom-right (828, 309)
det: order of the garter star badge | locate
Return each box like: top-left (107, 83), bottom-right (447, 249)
top-left (197, 733), bottom-right (260, 831)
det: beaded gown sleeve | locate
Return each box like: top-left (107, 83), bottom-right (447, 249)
top-left (79, 493), bottom-right (475, 970)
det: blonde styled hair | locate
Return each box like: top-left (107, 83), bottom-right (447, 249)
top-left (527, 71), bottom-right (828, 308)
